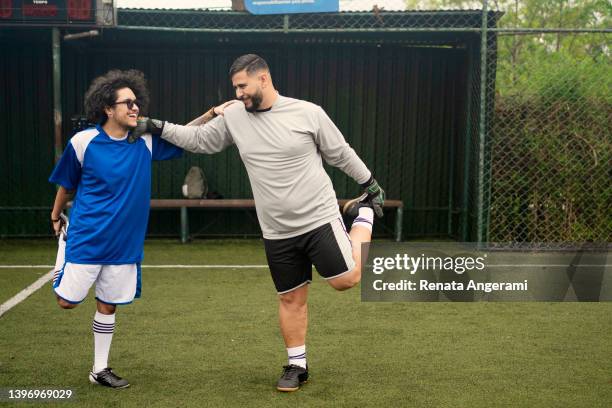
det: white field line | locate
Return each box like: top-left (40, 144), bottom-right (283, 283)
top-left (4, 264), bottom-right (612, 269)
top-left (141, 265), bottom-right (269, 268)
top-left (0, 269), bottom-right (55, 318)
top-left (0, 264), bottom-right (269, 318)
top-left (485, 264), bottom-right (610, 267)
top-left (362, 264), bottom-right (610, 268)
top-left (0, 265), bottom-right (269, 269)
top-left (0, 265), bottom-right (55, 268)
top-left (3, 264), bottom-right (610, 271)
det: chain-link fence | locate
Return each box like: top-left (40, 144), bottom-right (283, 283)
top-left (117, 7), bottom-right (492, 32)
top-left (483, 1), bottom-right (611, 248)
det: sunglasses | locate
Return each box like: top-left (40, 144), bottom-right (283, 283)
top-left (112, 99), bottom-right (139, 110)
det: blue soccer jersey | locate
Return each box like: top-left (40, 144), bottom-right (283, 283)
top-left (49, 125), bottom-right (182, 264)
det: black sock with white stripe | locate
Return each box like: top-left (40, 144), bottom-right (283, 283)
top-left (287, 345), bottom-right (307, 369)
top-left (93, 311), bottom-right (115, 373)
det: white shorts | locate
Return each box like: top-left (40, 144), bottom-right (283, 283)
top-left (53, 262), bottom-right (141, 305)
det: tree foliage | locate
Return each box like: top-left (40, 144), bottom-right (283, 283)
top-left (405, 1), bottom-right (611, 243)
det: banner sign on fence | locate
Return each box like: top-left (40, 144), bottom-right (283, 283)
top-left (244, 0), bottom-right (339, 15)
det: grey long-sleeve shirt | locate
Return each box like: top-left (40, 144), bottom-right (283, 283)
top-left (161, 95), bottom-right (371, 239)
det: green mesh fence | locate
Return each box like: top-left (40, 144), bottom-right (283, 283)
top-left (485, 1), bottom-right (611, 247)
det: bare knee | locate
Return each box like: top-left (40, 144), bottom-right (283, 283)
top-left (278, 288), bottom-right (307, 311)
top-left (328, 267), bottom-right (362, 291)
top-left (57, 297), bottom-right (77, 309)
top-left (96, 301), bottom-right (116, 315)
top-left (330, 279), bottom-right (360, 291)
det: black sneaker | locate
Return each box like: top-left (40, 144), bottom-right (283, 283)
top-left (89, 367), bottom-right (130, 389)
top-left (342, 193), bottom-right (372, 219)
top-left (276, 364), bottom-right (309, 392)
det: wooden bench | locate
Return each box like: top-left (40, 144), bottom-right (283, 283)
top-left (149, 199), bottom-right (404, 243)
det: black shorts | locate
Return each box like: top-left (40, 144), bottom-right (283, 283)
top-left (264, 218), bottom-right (355, 294)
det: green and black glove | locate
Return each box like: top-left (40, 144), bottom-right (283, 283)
top-left (128, 117), bottom-right (165, 143)
top-left (361, 176), bottom-right (385, 218)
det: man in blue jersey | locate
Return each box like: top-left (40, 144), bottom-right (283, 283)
top-left (49, 69), bottom-right (183, 389)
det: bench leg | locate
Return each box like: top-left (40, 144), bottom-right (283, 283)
top-left (395, 207), bottom-right (403, 242)
top-left (180, 207), bottom-right (189, 244)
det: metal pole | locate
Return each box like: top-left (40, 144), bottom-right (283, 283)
top-left (395, 207), bottom-right (403, 242)
top-left (115, 25), bottom-right (483, 34)
top-left (447, 114), bottom-right (454, 237)
top-left (180, 207), bottom-right (189, 243)
top-left (52, 27), bottom-right (62, 163)
top-left (461, 46), bottom-right (474, 241)
top-left (63, 30), bottom-right (99, 41)
top-left (477, 0), bottom-right (488, 244)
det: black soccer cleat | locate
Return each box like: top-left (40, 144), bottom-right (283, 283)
top-left (89, 367), bottom-right (130, 389)
top-left (342, 193), bottom-right (372, 219)
top-left (276, 364), bottom-right (309, 392)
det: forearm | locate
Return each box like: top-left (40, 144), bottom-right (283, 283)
top-left (51, 186), bottom-right (73, 220)
top-left (186, 101), bottom-right (237, 126)
top-left (185, 107), bottom-right (216, 126)
top-left (314, 107), bottom-right (371, 184)
top-left (161, 119), bottom-right (231, 154)
top-left (329, 147), bottom-right (372, 185)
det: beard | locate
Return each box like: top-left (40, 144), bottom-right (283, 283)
top-left (243, 89), bottom-right (264, 112)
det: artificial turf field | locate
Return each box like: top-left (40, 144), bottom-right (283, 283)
top-left (0, 239), bottom-right (610, 407)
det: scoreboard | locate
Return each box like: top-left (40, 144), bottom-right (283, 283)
top-left (0, 0), bottom-right (115, 26)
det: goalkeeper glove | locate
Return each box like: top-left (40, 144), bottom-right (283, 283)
top-left (128, 118), bottom-right (165, 143)
top-left (361, 176), bottom-right (386, 218)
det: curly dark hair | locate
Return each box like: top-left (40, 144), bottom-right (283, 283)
top-left (84, 69), bottom-right (150, 124)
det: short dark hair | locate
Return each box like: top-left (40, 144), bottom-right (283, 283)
top-left (84, 69), bottom-right (150, 124)
top-left (229, 54), bottom-right (269, 78)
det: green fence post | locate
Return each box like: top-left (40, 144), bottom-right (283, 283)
top-left (180, 207), bottom-right (189, 243)
top-left (52, 27), bottom-right (62, 164)
top-left (477, 0), bottom-right (489, 245)
top-left (461, 46), bottom-right (474, 242)
top-left (395, 206), bottom-right (403, 242)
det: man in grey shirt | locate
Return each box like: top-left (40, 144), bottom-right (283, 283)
top-left (135, 54), bottom-right (385, 392)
